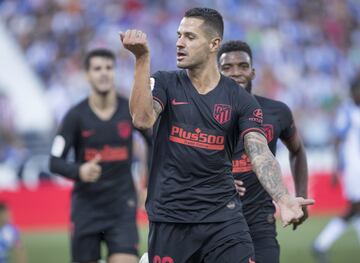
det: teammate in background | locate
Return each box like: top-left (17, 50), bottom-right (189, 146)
top-left (218, 40), bottom-right (309, 263)
top-left (312, 76), bottom-right (360, 263)
top-left (0, 202), bottom-right (26, 263)
top-left (121, 7), bottom-right (314, 263)
top-left (49, 48), bottom-right (150, 263)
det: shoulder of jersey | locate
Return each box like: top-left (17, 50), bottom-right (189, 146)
top-left (255, 95), bottom-right (290, 111)
top-left (151, 70), bottom-right (182, 88)
top-left (221, 75), bottom-right (238, 89)
top-left (153, 70), bottom-right (180, 78)
top-left (66, 98), bottom-right (88, 115)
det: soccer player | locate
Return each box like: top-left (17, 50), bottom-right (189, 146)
top-left (0, 202), bottom-right (26, 263)
top-left (312, 75), bottom-right (360, 263)
top-left (218, 40), bottom-right (309, 263)
top-left (121, 7), bottom-right (314, 263)
top-left (49, 48), bottom-right (150, 263)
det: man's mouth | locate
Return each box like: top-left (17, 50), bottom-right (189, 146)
top-left (177, 51), bottom-right (187, 61)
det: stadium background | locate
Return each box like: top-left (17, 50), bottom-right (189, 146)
top-left (0, 0), bottom-right (359, 262)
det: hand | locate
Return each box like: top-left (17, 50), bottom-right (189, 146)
top-left (277, 195), bottom-right (314, 228)
top-left (120, 29), bottom-right (149, 59)
top-left (79, 155), bottom-right (102, 183)
top-left (234, 179), bottom-right (246, 196)
top-left (292, 205), bottom-right (309, 230)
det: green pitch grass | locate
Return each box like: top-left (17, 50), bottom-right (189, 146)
top-left (19, 216), bottom-right (359, 263)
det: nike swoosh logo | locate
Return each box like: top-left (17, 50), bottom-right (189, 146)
top-left (82, 130), bottom-right (96, 138)
top-left (171, 99), bottom-right (190, 105)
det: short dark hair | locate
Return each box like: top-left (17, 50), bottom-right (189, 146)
top-left (217, 40), bottom-right (253, 64)
top-left (184, 7), bottom-right (224, 39)
top-left (84, 48), bottom-right (115, 70)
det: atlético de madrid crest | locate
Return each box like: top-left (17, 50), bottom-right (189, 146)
top-left (213, 104), bottom-right (232, 124)
top-left (117, 121), bottom-right (131, 139)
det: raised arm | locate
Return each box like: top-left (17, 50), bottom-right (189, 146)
top-left (120, 30), bottom-right (161, 129)
top-left (244, 131), bottom-right (314, 227)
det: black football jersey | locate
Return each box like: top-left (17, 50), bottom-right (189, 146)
top-left (147, 70), bottom-right (264, 223)
top-left (232, 95), bottom-right (296, 216)
top-left (49, 96), bottom-right (137, 229)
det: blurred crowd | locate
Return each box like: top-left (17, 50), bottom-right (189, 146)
top-left (0, 0), bottom-right (360, 188)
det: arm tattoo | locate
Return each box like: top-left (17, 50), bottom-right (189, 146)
top-left (153, 100), bottom-right (163, 121)
top-left (244, 132), bottom-right (289, 201)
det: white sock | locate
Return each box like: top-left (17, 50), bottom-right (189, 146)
top-left (351, 216), bottom-right (360, 242)
top-left (314, 217), bottom-right (347, 251)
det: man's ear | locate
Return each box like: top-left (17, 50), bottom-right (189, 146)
top-left (210, 37), bottom-right (221, 52)
top-left (251, 68), bottom-right (256, 80)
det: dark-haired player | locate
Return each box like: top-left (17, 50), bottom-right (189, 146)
top-left (218, 40), bottom-right (309, 263)
top-left (49, 48), bottom-right (150, 263)
top-left (121, 7), bottom-right (314, 263)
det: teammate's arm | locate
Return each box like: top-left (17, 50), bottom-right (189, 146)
top-left (120, 30), bottom-right (162, 129)
top-left (50, 148), bottom-right (102, 183)
top-left (49, 111), bottom-right (81, 180)
top-left (282, 133), bottom-right (309, 230)
top-left (244, 131), bottom-right (314, 227)
top-left (49, 111), bottom-right (101, 183)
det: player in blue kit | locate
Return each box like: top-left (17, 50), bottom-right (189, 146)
top-left (0, 202), bottom-right (26, 263)
top-left (121, 7), bottom-right (314, 263)
top-left (218, 40), bottom-right (309, 263)
top-left (312, 76), bottom-right (360, 263)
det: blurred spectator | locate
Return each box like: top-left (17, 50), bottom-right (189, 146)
top-left (312, 74), bottom-right (360, 263)
top-left (1, 0), bottom-right (359, 149)
top-left (0, 202), bottom-right (26, 263)
top-left (0, 91), bottom-right (25, 190)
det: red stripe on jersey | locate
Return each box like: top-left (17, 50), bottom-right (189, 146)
top-left (240, 128), bottom-right (265, 139)
top-left (153, 96), bottom-right (164, 111)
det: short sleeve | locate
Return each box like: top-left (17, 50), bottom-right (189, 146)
top-left (237, 91), bottom-right (265, 139)
top-left (151, 71), bottom-right (168, 111)
top-left (279, 103), bottom-right (296, 141)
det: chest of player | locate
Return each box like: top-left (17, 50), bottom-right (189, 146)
top-left (167, 85), bottom-right (236, 136)
top-left (77, 110), bottom-right (133, 162)
top-left (79, 119), bottom-right (132, 145)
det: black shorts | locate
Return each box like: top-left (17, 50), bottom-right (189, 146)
top-left (252, 237), bottom-right (279, 263)
top-left (71, 196), bottom-right (139, 262)
top-left (148, 217), bottom-right (255, 263)
top-left (245, 202), bottom-right (279, 263)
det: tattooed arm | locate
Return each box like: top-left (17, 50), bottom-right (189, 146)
top-left (244, 131), bottom-right (314, 227)
top-left (244, 131), bottom-right (288, 202)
